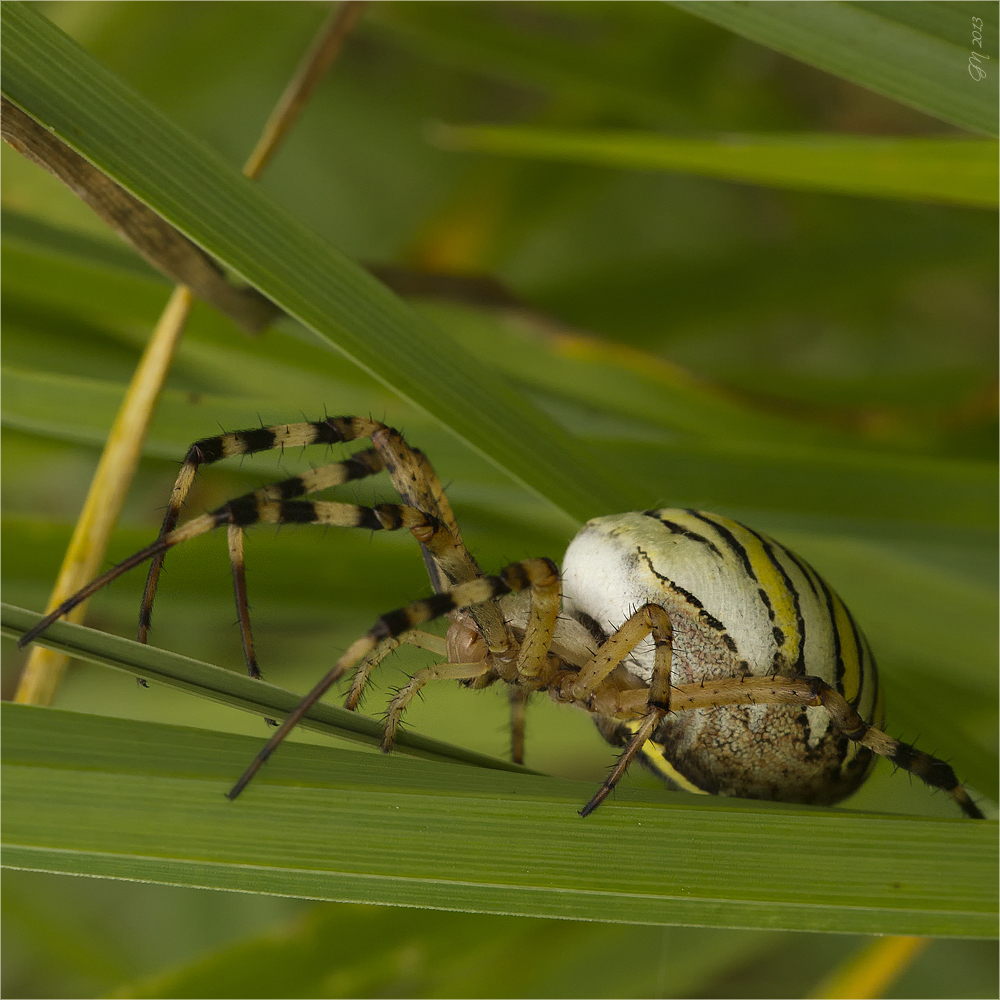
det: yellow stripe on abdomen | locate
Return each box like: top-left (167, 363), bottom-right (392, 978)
top-left (638, 739), bottom-right (710, 795)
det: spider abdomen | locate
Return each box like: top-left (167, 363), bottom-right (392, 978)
top-left (561, 509), bottom-right (883, 805)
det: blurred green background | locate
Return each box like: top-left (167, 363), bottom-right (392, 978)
top-left (2, 2), bottom-right (996, 997)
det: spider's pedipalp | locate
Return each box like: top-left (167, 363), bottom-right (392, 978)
top-left (227, 558), bottom-right (558, 799)
top-left (344, 629), bottom-right (447, 711)
top-left (382, 661), bottom-right (490, 751)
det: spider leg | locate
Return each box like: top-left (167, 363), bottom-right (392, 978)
top-left (513, 568), bottom-right (561, 682)
top-left (227, 523), bottom-right (260, 680)
top-left (227, 557), bottom-right (558, 800)
top-left (18, 495), bottom-right (451, 648)
top-left (612, 676), bottom-right (985, 820)
top-left (215, 451), bottom-right (386, 678)
top-left (578, 608), bottom-right (673, 817)
top-left (811, 679), bottom-right (984, 820)
top-left (227, 523), bottom-right (280, 727)
top-left (139, 421), bottom-right (346, 644)
top-left (345, 630), bottom-right (447, 711)
top-left (579, 709), bottom-right (661, 818)
top-left (509, 687), bottom-right (528, 765)
top-left (382, 661), bottom-right (491, 750)
top-left (565, 604), bottom-right (674, 703)
top-left (373, 431), bottom-right (509, 652)
top-left (139, 441), bottom-right (385, 642)
top-left (138, 416), bottom-right (509, 653)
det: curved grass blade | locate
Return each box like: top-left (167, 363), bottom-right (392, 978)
top-left (0, 603), bottom-right (527, 774)
top-left (2, 703), bottom-right (996, 936)
top-left (668, 2), bottom-right (998, 136)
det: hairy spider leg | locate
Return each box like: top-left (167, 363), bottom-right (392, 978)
top-left (218, 450), bottom-right (385, 678)
top-left (139, 418), bottom-right (511, 663)
top-left (17, 494), bottom-right (453, 649)
top-left (568, 604), bottom-right (675, 703)
top-left (378, 558), bottom-right (561, 750)
top-left (574, 605), bottom-right (674, 817)
top-left (514, 565), bottom-right (562, 682)
top-left (227, 557), bottom-right (560, 800)
top-left (508, 687), bottom-right (529, 765)
top-left (345, 630), bottom-right (447, 711)
top-left (580, 711), bottom-right (661, 819)
top-left (500, 562), bottom-right (561, 762)
top-left (382, 661), bottom-right (492, 750)
top-left (610, 676), bottom-right (984, 820)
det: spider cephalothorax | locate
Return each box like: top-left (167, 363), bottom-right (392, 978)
top-left (19, 417), bottom-right (983, 819)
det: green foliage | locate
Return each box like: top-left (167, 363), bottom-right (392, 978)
top-left (436, 128), bottom-right (999, 207)
top-left (1, 604), bottom-right (528, 771)
top-left (668, 1), bottom-right (999, 135)
top-left (4, 701), bottom-right (996, 937)
top-left (2, 1), bottom-right (614, 524)
top-left (2, 1), bottom-right (996, 997)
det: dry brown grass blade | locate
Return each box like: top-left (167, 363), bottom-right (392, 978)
top-left (0, 98), bottom-right (277, 336)
top-left (14, 286), bottom-right (194, 704)
top-left (13, 1), bottom-right (369, 705)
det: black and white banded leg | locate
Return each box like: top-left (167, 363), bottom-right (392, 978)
top-left (609, 675), bottom-right (985, 820)
top-left (17, 493), bottom-right (453, 650)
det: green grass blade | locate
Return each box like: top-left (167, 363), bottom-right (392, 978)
top-left (113, 906), bottom-right (779, 999)
top-left (435, 128), bottom-right (999, 208)
top-left (3, 703), bottom-right (996, 936)
top-left (668, 1), bottom-right (998, 136)
top-left (0, 1), bottom-right (616, 524)
top-left (0, 603), bottom-right (525, 774)
top-left (5, 340), bottom-right (997, 533)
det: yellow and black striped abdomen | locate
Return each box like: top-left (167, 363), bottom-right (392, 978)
top-left (561, 509), bottom-right (882, 806)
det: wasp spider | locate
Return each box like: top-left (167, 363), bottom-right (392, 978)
top-left (19, 417), bottom-right (984, 819)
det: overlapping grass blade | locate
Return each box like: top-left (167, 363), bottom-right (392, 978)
top-left (3, 703), bottom-right (996, 936)
top-left (5, 328), bottom-right (996, 533)
top-left (434, 128), bottom-right (998, 208)
top-left (0, 2), bottom-right (615, 525)
top-left (669, 2), bottom-right (998, 136)
top-left (0, 603), bottom-right (524, 773)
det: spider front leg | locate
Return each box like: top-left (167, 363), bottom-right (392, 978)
top-left (18, 494), bottom-right (455, 649)
top-left (138, 421), bottom-right (385, 643)
top-left (141, 435), bottom-right (385, 648)
top-left (138, 416), bottom-right (510, 666)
